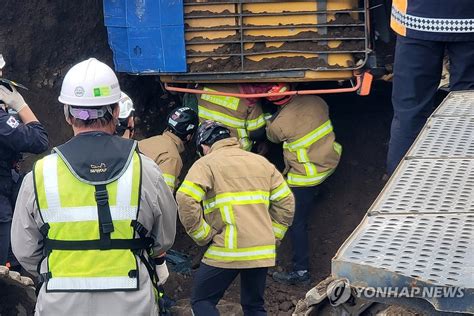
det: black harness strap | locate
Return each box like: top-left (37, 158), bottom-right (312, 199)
top-left (131, 220), bottom-right (149, 238)
top-left (95, 184), bottom-right (114, 249)
top-left (39, 223), bottom-right (50, 237)
top-left (44, 237), bottom-right (154, 252)
top-left (37, 272), bottom-right (52, 283)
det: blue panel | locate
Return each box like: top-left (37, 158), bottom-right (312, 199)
top-left (160, 0), bottom-right (184, 26)
top-left (103, 0), bottom-right (186, 73)
top-left (103, 0), bottom-right (127, 27)
top-left (162, 26), bottom-right (186, 72)
top-left (125, 0), bottom-right (161, 27)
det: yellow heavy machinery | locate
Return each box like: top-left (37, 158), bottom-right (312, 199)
top-left (103, 0), bottom-right (388, 96)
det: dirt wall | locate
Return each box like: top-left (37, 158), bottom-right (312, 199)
top-left (1, 0), bottom-right (170, 155)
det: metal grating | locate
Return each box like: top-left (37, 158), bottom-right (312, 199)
top-left (407, 116), bottom-right (474, 158)
top-left (433, 91), bottom-right (474, 117)
top-left (370, 159), bottom-right (474, 215)
top-left (333, 92), bottom-right (474, 314)
top-left (183, 0), bottom-right (369, 75)
top-left (337, 214), bottom-right (474, 288)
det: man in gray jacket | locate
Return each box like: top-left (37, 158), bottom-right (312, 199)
top-left (11, 58), bottom-right (177, 315)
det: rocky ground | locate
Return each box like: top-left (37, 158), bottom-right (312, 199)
top-left (2, 1), bottom-right (397, 315)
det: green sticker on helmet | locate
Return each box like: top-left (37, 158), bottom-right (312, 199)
top-left (93, 86), bottom-right (111, 97)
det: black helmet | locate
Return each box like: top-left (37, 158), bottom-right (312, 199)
top-left (196, 120), bottom-right (231, 156)
top-left (167, 107), bottom-right (198, 140)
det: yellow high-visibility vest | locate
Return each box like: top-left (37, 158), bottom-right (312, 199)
top-left (34, 151), bottom-right (147, 292)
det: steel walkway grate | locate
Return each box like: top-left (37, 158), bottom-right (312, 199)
top-left (333, 91), bottom-right (474, 314)
top-left (370, 159), bottom-right (474, 215)
top-left (337, 214), bottom-right (474, 288)
top-left (433, 91), bottom-right (474, 117)
top-left (407, 117), bottom-right (474, 158)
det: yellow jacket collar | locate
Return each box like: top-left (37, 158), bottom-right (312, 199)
top-left (209, 137), bottom-right (240, 153)
top-left (163, 131), bottom-right (185, 154)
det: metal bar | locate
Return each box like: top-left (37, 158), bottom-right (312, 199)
top-left (187, 50), bottom-right (367, 58)
top-left (185, 23), bottom-right (365, 32)
top-left (187, 36), bottom-right (366, 45)
top-left (238, 1), bottom-right (245, 72)
top-left (170, 70), bottom-right (306, 81)
top-left (164, 74), bottom-right (362, 96)
top-left (185, 9), bottom-right (365, 19)
top-left (316, 0), bottom-right (328, 64)
top-left (184, 0), bottom-right (329, 5)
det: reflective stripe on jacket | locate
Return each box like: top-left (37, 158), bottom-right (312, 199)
top-left (176, 138), bottom-right (295, 269)
top-left (33, 152), bottom-right (142, 291)
top-left (198, 84), bottom-right (266, 151)
top-left (391, 0), bottom-right (474, 41)
top-left (266, 95), bottom-right (341, 187)
top-left (139, 131), bottom-right (184, 191)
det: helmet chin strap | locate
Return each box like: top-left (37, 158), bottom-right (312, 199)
top-left (106, 105), bottom-right (114, 115)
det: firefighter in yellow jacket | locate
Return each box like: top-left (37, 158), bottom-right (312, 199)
top-left (265, 83), bottom-right (341, 285)
top-left (139, 107), bottom-right (198, 191)
top-left (176, 121), bottom-right (295, 316)
top-left (197, 84), bottom-right (266, 151)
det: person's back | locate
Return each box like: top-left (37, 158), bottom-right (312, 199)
top-left (267, 94), bottom-right (341, 186)
top-left (139, 131), bottom-right (184, 190)
top-left (11, 58), bottom-right (177, 315)
top-left (176, 121), bottom-right (294, 315)
top-left (187, 138), bottom-right (287, 267)
top-left (264, 86), bottom-right (341, 285)
top-left (139, 107), bottom-right (198, 191)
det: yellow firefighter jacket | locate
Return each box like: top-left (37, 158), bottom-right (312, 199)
top-left (197, 84), bottom-right (266, 151)
top-left (176, 138), bottom-right (295, 269)
top-left (266, 95), bottom-right (342, 187)
top-left (138, 131), bottom-right (184, 191)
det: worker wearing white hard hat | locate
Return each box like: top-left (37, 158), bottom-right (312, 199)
top-left (11, 58), bottom-right (177, 315)
top-left (116, 92), bottom-right (135, 139)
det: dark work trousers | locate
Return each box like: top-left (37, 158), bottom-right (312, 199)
top-left (289, 186), bottom-right (319, 272)
top-left (387, 35), bottom-right (474, 174)
top-left (0, 221), bottom-right (11, 265)
top-left (191, 263), bottom-right (268, 316)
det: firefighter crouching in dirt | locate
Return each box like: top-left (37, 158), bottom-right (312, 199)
top-left (265, 84), bottom-right (341, 285)
top-left (116, 91), bottom-right (135, 138)
top-left (139, 107), bottom-right (198, 192)
top-left (0, 77), bottom-right (49, 265)
top-left (197, 84), bottom-right (267, 151)
top-left (176, 120), bottom-right (295, 316)
top-left (11, 58), bottom-right (177, 315)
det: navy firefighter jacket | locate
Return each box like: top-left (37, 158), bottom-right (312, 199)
top-left (391, 0), bottom-right (474, 41)
top-left (0, 108), bottom-right (48, 222)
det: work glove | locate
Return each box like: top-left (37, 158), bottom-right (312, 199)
top-left (0, 85), bottom-right (27, 112)
top-left (155, 262), bottom-right (169, 285)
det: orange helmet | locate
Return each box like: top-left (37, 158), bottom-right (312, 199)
top-left (266, 83), bottom-right (292, 105)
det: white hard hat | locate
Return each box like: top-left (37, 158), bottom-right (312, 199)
top-left (58, 58), bottom-right (121, 107)
top-left (118, 92), bottom-right (134, 119)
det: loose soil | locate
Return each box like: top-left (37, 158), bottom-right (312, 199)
top-left (186, 9), bottom-right (234, 17)
top-left (186, 40), bottom-right (365, 56)
top-left (187, 29), bottom-right (365, 45)
top-left (2, 1), bottom-right (397, 315)
top-left (186, 23), bottom-right (366, 73)
top-left (188, 56), bottom-right (341, 73)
